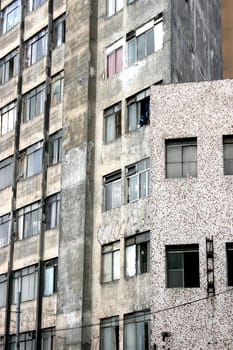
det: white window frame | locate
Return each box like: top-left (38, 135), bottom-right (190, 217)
top-left (107, 0), bottom-right (123, 17)
top-left (0, 213), bottom-right (10, 248)
top-left (25, 28), bottom-right (48, 67)
top-left (1, 101), bottom-right (16, 136)
top-left (127, 88), bottom-right (150, 131)
top-left (12, 265), bottom-right (38, 303)
top-left (103, 171), bottom-right (121, 211)
top-left (106, 39), bottom-right (123, 79)
top-left (126, 158), bottom-right (150, 202)
top-left (1, 0), bottom-right (20, 34)
top-left (102, 241), bottom-right (120, 283)
top-left (17, 202), bottom-right (41, 240)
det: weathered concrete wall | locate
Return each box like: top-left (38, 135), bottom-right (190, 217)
top-left (171, 0), bottom-right (222, 82)
top-left (221, 0), bottom-right (233, 78)
top-left (150, 79), bottom-right (233, 349)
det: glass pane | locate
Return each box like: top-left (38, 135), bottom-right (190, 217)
top-left (183, 145), bottom-right (197, 162)
top-left (108, 0), bottom-right (115, 16)
top-left (224, 159), bottom-right (233, 175)
top-left (102, 327), bottom-right (112, 350)
top-left (107, 52), bottom-right (115, 78)
top-left (167, 146), bottom-right (182, 163)
top-left (126, 323), bottom-right (135, 350)
top-left (105, 183), bottom-right (112, 211)
top-left (166, 163), bottom-right (182, 178)
top-left (128, 39), bottom-right (136, 66)
top-left (128, 103), bottom-right (137, 132)
top-left (34, 149), bottom-right (42, 175)
top-left (224, 143), bottom-right (233, 160)
top-left (115, 47), bottom-right (123, 74)
top-left (126, 245), bottom-right (136, 277)
top-left (136, 322), bottom-right (145, 350)
top-left (139, 171), bottom-right (147, 198)
top-left (167, 270), bottom-right (183, 288)
top-left (105, 114), bottom-right (115, 143)
top-left (146, 28), bottom-right (154, 56)
top-left (137, 34), bottom-right (145, 61)
top-left (167, 252), bottom-right (182, 269)
top-left (24, 212), bottom-right (31, 238)
top-left (113, 250), bottom-right (120, 280)
top-left (116, 0), bottom-right (123, 12)
top-left (183, 162), bottom-right (197, 177)
top-left (129, 175), bottom-right (138, 202)
top-left (154, 20), bottom-right (163, 51)
top-left (138, 242), bottom-right (148, 274)
top-left (31, 209), bottom-right (39, 235)
top-left (112, 180), bottom-right (121, 209)
top-left (103, 253), bottom-right (112, 282)
top-left (44, 267), bottom-right (54, 296)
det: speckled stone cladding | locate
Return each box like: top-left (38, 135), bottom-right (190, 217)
top-left (150, 79), bottom-right (233, 349)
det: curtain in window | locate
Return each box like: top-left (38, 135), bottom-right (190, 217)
top-left (107, 52), bottom-right (115, 78)
top-left (115, 47), bottom-right (123, 74)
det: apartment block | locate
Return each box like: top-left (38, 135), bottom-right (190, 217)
top-left (0, 0), bottom-right (223, 349)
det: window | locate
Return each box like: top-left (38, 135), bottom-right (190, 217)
top-left (226, 243), bottom-right (233, 286)
top-left (19, 141), bottom-right (43, 178)
top-left (107, 0), bottom-right (123, 16)
top-left (0, 274), bottom-right (7, 308)
top-left (223, 136), bottom-right (233, 175)
top-left (100, 316), bottom-right (119, 350)
top-left (28, 0), bottom-right (46, 12)
top-left (46, 193), bottom-right (60, 229)
top-left (49, 131), bottom-right (62, 165)
top-left (17, 202), bottom-right (41, 239)
top-left (0, 157), bottom-right (13, 190)
top-left (51, 73), bottom-right (64, 106)
top-left (1, 101), bottom-right (16, 135)
top-left (125, 231), bottom-right (150, 277)
top-left (53, 15), bottom-right (66, 48)
top-left (43, 259), bottom-right (58, 296)
top-left (104, 103), bottom-right (121, 143)
top-left (41, 328), bottom-right (56, 350)
top-left (0, 50), bottom-right (19, 84)
top-left (166, 245), bottom-right (200, 288)
top-left (12, 265), bottom-right (38, 303)
top-left (106, 39), bottom-right (123, 78)
top-left (166, 138), bottom-right (197, 178)
top-left (22, 84), bottom-right (45, 122)
top-left (104, 171), bottom-right (121, 211)
top-left (126, 158), bottom-right (150, 202)
top-left (1, 0), bottom-right (20, 34)
top-left (124, 310), bottom-right (150, 350)
top-left (127, 89), bottom-right (150, 131)
top-left (25, 28), bottom-right (48, 67)
top-left (9, 332), bottom-right (35, 349)
top-left (102, 241), bottom-right (120, 283)
top-left (0, 214), bottom-right (10, 247)
top-left (127, 16), bottom-right (163, 66)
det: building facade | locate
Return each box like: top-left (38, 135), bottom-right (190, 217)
top-left (0, 0), bottom-right (224, 349)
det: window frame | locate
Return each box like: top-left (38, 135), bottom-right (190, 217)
top-left (46, 193), bottom-right (60, 229)
top-left (43, 258), bottom-right (58, 296)
top-left (125, 231), bottom-right (150, 277)
top-left (1, 0), bottom-right (20, 34)
top-left (127, 15), bottom-right (163, 66)
top-left (101, 241), bottom-right (120, 283)
top-left (0, 274), bottom-right (7, 308)
top-left (124, 310), bottom-right (151, 350)
top-left (9, 332), bottom-right (35, 349)
top-left (106, 39), bottom-right (123, 78)
top-left (0, 49), bottom-right (19, 85)
top-left (226, 243), bottom-right (233, 286)
top-left (53, 15), bottom-right (66, 48)
top-left (22, 84), bottom-right (45, 122)
top-left (0, 156), bottom-right (13, 191)
top-left (41, 328), bottom-right (56, 350)
top-left (103, 170), bottom-right (121, 211)
top-left (1, 101), bottom-right (16, 136)
top-left (223, 135), bottom-right (233, 175)
top-left (166, 244), bottom-right (200, 288)
top-left (48, 130), bottom-right (62, 165)
top-left (17, 201), bottom-right (41, 240)
top-left (12, 265), bottom-right (38, 303)
top-left (100, 316), bottom-right (119, 350)
top-left (28, 0), bottom-right (46, 12)
top-left (19, 141), bottom-right (43, 179)
top-left (25, 28), bottom-right (48, 67)
top-left (51, 72), bottom-right (64, 106)
top-left (126, 158), bottom-right (150, 203)
top-left (104, 102), bottom-right (122, 143)
top-left (165, 137), bottom-right (197, 179)
top-left (0, 213), bottom-right (10, 248)
top-left (107, 0), bottom-right (123, 17)
top-left (127, 88), bottom-right (150, 131)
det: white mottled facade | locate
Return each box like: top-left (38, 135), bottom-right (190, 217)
top-left (150, 80), bottom-right (233, 349)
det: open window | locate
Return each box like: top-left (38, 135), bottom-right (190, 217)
top-left (53, 15), bottom-right (66, 48)
top-left (226, 243), bottom-right (233, 286)
top-left (19, 141), bottom-right (43, 179)
top-left (48, 131), bottom-right (62, 165)
top-left (51, 73), bottom-right (64, 106)
top-left (125, 231), bottom-right (150, 277)
top-left (166, 244), bottom-right (200, 288)
top-left (43, 258), bottom-right (58, 296)
top-left (0, 49), bottom-right (19, 85)
top-left (17, 201), bottom-right (41, 239)
top-left (46, 193), bottom-right (60, 229)
top-left (41, 328), bottom-right (56, 350)
top-left (124, 310), bottom-right (150, 350)
top-left (100, 316), bottom-right (119, 350)
top-left (223, 135), bottom-right (233, 175)
top-left (127, 88), bottom-right (150, 131)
